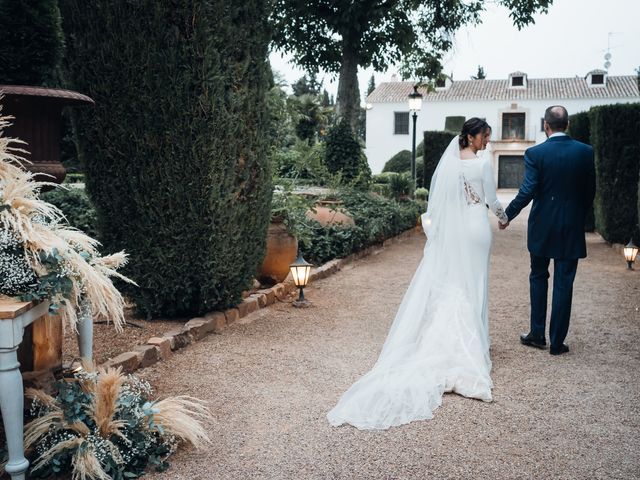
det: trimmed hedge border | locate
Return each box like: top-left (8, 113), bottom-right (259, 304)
top-left (89, 227), bottom-right (421, 374)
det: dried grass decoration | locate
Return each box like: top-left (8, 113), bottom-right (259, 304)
top-left (0, 101), bottom-right (135, 332)
top-left (23, 365), bottom-right (212, 479)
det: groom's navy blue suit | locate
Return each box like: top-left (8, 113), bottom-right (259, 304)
top-left (505, 134), bottom-right (596, 349)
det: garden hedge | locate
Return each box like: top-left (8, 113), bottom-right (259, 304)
top-left (568, 111), bottom-right (590, 144)
top-left (568, 111), bottom-right (595, 232)
top-left (300, 191), bottom-right (421, 265)
top-left (422, 131), bottom-right (456, 190)
top-left (589, 103), bottom-right (640, 244)
top-left (0, 0), bottom-right (64, 86)
top-left (60, 0), bottom-right (272, 318)
top-left (41, 187), bottom-right (98, 239)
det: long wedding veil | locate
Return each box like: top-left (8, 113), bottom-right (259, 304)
top-left (375, 136), bottom-right (488, 364)
top-left (327, 136), bottom-right (492, 429)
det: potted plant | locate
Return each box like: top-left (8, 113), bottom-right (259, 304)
top-left (259, 183), bottom-right (314, 283)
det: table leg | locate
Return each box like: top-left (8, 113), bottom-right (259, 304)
top-left (0, 347), bottom-right (28, 480)
top-left (76, 310), bottom-right (93, 362)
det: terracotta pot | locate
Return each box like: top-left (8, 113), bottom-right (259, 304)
top-left (0, 85), bottom-right (94, 190)
top-left (259, 221), bottom-right (298, 283)
top-left (306, 202), bottom-right (355, 227)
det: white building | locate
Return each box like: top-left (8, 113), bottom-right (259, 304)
top-left (365, 70), bottom-right (640, 187)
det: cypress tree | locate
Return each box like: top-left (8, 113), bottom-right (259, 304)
top-left (60, 1), bottom-right (272, 317)
top-left (325, 120), bottom-right (367, 183)
top-left (0, 0), bottom-right (64, 86)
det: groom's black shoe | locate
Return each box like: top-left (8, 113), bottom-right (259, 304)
top-left (520, 332), bottom-right (546, 349)
top-left (550, 344), bottom-right (570, 356)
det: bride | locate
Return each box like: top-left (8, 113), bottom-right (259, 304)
top-left (327, 118), bottom-right (509, 430)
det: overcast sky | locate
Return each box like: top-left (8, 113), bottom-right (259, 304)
top-left (269, 0), bottom-right (640, 99)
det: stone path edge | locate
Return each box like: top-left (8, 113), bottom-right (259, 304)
top-left (99, 226), bottom-right (422, 374)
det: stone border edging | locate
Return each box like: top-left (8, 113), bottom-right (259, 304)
top-left (100, 226), bottom-right (423, 374)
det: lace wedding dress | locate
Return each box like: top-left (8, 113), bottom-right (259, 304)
top-left (327, 138), bottom-right (508, 430)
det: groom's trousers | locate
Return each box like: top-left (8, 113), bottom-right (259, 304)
top-left (529, 255), bottom-right (579, 348)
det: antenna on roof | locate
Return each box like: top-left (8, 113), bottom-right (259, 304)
top-left (603, 32), bottom-right (622, 71)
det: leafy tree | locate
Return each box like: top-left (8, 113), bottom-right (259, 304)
top-left (271, 1), bottom-right (552, 132)
top-left (291, 93), bottom-right (331, 144)
top-left (291, 73), bottom-right (321, 97)
top-left (320, 89), bottom-right (332, 107)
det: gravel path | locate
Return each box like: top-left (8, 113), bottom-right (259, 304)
top-left (141, 193), bottom-right (640, 480)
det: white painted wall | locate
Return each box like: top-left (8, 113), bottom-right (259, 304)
top-left (365, 95), bottom-right (638, 177)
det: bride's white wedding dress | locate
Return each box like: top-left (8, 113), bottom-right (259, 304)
top-left (327, 138), bottom-right (508, 430)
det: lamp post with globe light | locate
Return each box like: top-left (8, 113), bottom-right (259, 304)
top-left (408, 85), bottom-right (423, 192)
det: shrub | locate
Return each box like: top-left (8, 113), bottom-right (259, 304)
top-left (389, 172), bottom-right (414, 200)
top-left (300, 190), bottom-right (421, 265)
top-left (422, 131), bottom-right (456, 189)
top-left (568, 111), bottom-right (594, 231)
top-left (382, 150), bottom-right (411, 173)
top-left (270, 183), bottom-right (316, 248)
top-left (60, 0), bottom-right (273, 318)
top-left (272, 141), bottom-right (331, 184)
top-left (0, 0), bottom-right (64, 86)
top-left (40, 187), bottom-right (98, 239)
top-left (415, 187), bottom-right (428, 202)
top-left (324, 120), bottom-right (370, 187)
top-left (589, 103), bottom-right (640, 243)
top-left (568, 111), bottom-right (590, 145)
top-left (370, 183), bottom-right (390, 198)
top-left (637, 171), bottom-right (640, 237)
top-left (372, 172), bottom-right (397, 184)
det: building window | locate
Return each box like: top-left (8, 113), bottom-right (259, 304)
top-left (511, 76), bottom-right (524, 87)
top-left (445, 116), bottom-right (465, 132)
top-left (540, 117), bottom-right (545, 131)
top-left (502, 112), bottom-right (526, 140)
top-left (591, 74), bottom-right (604, 85)
top-left (394, 112), bottom-right (409, 134)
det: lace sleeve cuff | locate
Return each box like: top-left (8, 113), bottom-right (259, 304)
top-left (491, 201), bottom-right (509, 224)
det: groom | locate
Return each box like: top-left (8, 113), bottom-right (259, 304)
top-left (500, 105), bottom-right (596, 355)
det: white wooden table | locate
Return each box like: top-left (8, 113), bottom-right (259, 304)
top-left (0, 300), bottom-right (94, 480)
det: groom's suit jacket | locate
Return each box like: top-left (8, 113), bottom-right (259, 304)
top-left (505, 135), bottom-right (596, 260)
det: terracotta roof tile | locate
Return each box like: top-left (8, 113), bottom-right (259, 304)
top-left (367, 76), bottom-right (639, 103)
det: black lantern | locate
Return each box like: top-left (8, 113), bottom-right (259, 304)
top-left (623, 239), bottom-right (638, 270)
top-left (407, 85), bottom-right (423, 192)
top-left (289, 254), bottom-right (313, 307)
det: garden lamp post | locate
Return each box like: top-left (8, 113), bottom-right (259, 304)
top-left (408, 85), bottom-right (423, 192)
top-left (289, 254), bottom-right (313, 307)
top-left (623, 239), bottom-right (638, 270)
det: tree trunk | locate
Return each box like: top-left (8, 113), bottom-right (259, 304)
top-left (336, 46), bottom-right (360, 133)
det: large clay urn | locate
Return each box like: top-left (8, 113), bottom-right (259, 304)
top-left (306, 200), bottom-right (355, 227)
top-left (259, 218), bottom-right (298, 283)
top-left (0, 85), bottom-right (94, 189)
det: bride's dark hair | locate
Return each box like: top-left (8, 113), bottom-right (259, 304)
top-left (459, 117), bottom-right (491, 148)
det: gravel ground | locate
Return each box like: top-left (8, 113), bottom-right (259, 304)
top-left (139, 192), bottom-right (640, 480)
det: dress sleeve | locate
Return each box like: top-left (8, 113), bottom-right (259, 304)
top-left (482, 159), bottom-right (509, 224)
